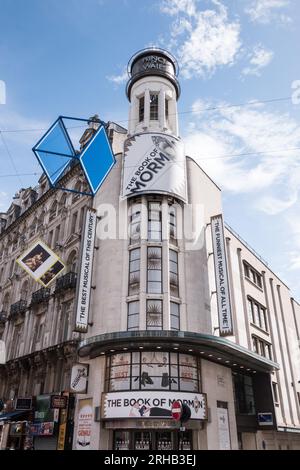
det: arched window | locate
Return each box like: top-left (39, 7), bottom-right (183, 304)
top-left (20, 281), bottom-right (29, 301)
top-left (57, 194), bottom-right (67, 214)
top-left (49, 201), bottom-right (57, 222)
top-left (72, 182), bottom-right (82, 202)
top-left (30, 217), bottom-right (38, 237)
top-left (37, 211), bottom-right (45, 231)
top-left (2, 293), bottom-right (10, 313)
top-left (67, 250), bottom-right (77, 273)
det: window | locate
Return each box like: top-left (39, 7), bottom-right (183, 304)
top-left (146, 300), bottom-right (163, 330)
top-left (168, 204), bottom-right (177, 244)
top-left (71, 212), bottom-right (78, 233)
top-left (130, 202), bottom-right (141, 245)
top-left (48, 230), bottom-right (53, 248)
top-left (169, 250), bottom-right (179, 297)
top-left (127, 301), bottom-right (139, 331)
top-left (72, 182), bottom-right (82, 202)
top-left (49, 201), bottom-right (57, 221)
top-left (233, 373), bottom-right (256, 415)
top-left (252, 335), bottom-right (272, 359)
top-left (170, 302), bottom-right (180, 331)
top-left (150, 93), bottom-right (159, 120)
top-left (139, 96), bottom-right (145, 122)
top-left (247, 297), bottom-right (268, 332)
top-left (252, 336), bottom-right (258, 354)
top-left (53, 225), bottom-right (60, 248)
top-left (147, 247), bottom-right (162, 294)
top-left (272, 382), bottom-right (279, 404)
top-left (106, 351), bottom-right (200, 392)
top-left (165, 98), bottom-right (169, 120)
top-left (148, 202), bottom-right (162, 241)
top-left (243, 262), bottom-right (263, 289)
top-left (67, 250), bottom-right (77, 273)
top-left (129, 248), bottom-right (140, 295)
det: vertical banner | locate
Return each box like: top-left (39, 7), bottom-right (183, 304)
top-left (57, 392), bottom-right (69, 451)
top-left (211, 214), bottom-right (233, 336)
top-left (74, 208), bottom-right (97, 332)
top-left (76, 398), bottom-right (93, 450)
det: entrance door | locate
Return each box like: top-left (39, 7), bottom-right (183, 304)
top-left (155, 431), bottom-right (174, 450)
top-left (134, 431), bottom-right (152, 450)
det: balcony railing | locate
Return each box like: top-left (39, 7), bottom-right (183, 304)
top-left (0, 311), bottom-right (7, 324)
top-left (9, 299), bottom-right (27, 318)
top-left (55, 272), bottom-right (77, 293)
top-left (31, 287), bottom-right (51, 306)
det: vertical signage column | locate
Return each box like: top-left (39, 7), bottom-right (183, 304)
top-left (74, 208), bottom-right (97, 333)
top-left (211, 214), bottom-right (233, 336)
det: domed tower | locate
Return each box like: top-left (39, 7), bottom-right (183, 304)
top-left (126, 48), bottom-right (180, 137)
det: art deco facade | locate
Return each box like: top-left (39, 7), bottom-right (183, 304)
top-left (0, 48), bottom-right (300, 451)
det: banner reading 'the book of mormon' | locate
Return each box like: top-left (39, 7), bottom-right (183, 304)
top-left (122, 132), bottom-right (187, 201)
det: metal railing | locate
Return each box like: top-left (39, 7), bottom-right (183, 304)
top-left (55, 272), bottom-right (77, 293)
top-left (31, 287), bottom-right (51, 306)
top-left (9, 299), bottom-right (27, 317)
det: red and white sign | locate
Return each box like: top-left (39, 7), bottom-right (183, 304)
top-left (171, 401), bottom-right (182, 421)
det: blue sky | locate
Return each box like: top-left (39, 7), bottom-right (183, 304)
top-left (0, 0), bottom-right (300, 298)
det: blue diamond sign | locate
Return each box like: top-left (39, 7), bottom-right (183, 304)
top-left (33, 116), bottom-right (116, 196)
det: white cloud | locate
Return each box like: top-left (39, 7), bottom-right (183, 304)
top-left (245, 0), bottom-right (291, 24)
top-left (106, 67), bottom-right (128, 85)
top-left (242, 44), bottom-right (273, 76)
top-left (160, 0), bottom-right (241, 78)
top-left (184, 100), bottom-right (300, 211)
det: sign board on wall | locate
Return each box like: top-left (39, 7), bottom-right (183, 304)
top-left (15, 398), bottom-right (32, 410)
top-left (76, 398), bottom-right (93, 450)
top-left (122, 133), bottom-right (187, 201)
top-left (101, 391), bottom-right (207, 420)
top-left (258, 412), bottom-right (273, 426)
top-left (74, 209), bottom-right (97, 332)
top-left (16, 240), bottom-right (65, 287)
top-left (70, 363), bottom-right (89, 393)
top-left (211, 214), bottom-right (233, 336)
top-left (50, 395), bottom-right (68, 409)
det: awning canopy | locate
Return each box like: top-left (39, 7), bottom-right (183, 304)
top-left (78, 330), bottom-right (279, 373)
top-left (0, 410), bottom-right (28, 421)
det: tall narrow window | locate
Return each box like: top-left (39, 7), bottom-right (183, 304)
top-left (127, 301), bottom-right (139, 331)
top-left (147, 247), bottom-right (162, 294)
top-left (272, 382), bottom-right (279, 404)
top-left (129, 248), bottom-right (140, 295)
top-left (165, 98), bottom-right (169, 120)
top-left (71, 212), bottom-right (78, 234)
top-left (148, 202), bottom-right (162, 241)
top-left (170, 302), bottom-right (180, 331)
top-left (146, 300), bottom-right (163, 330)
top-left (252, 336), bottom-right (258, 353)
top-left (130, 202), bottom-right (141, 245)
top-left (139, 96), bottom-right (144, 122)
top-left (247, 298), bottom-right (254, 323)
top-left (169, 249), bottom-right (179, 297)
top-left (168, 204), bottom-right (177, 244)
top-left (150, 93), bottom-right (159, 120)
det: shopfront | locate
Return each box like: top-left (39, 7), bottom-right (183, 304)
top-left (100, 350), bottom-right (207, 449)
top-left (113, 429), bottom-right (193, 450)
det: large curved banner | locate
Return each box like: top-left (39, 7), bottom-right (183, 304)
top-left (122, 133), bottom-right (187, 201)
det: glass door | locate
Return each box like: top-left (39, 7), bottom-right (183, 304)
top-left (134, 431), bottom-right (152, 450)
top-left (155, 431), bottom-right (174, 450)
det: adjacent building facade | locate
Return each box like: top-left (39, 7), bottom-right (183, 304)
top-left (1, 48), bottom-right (300, 450)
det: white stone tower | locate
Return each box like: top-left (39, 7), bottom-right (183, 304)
top-left (126, 48), bottom-right (180, 137)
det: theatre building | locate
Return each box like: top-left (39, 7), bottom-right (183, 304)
top-left (72, 49), bottom-right (300, 450)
